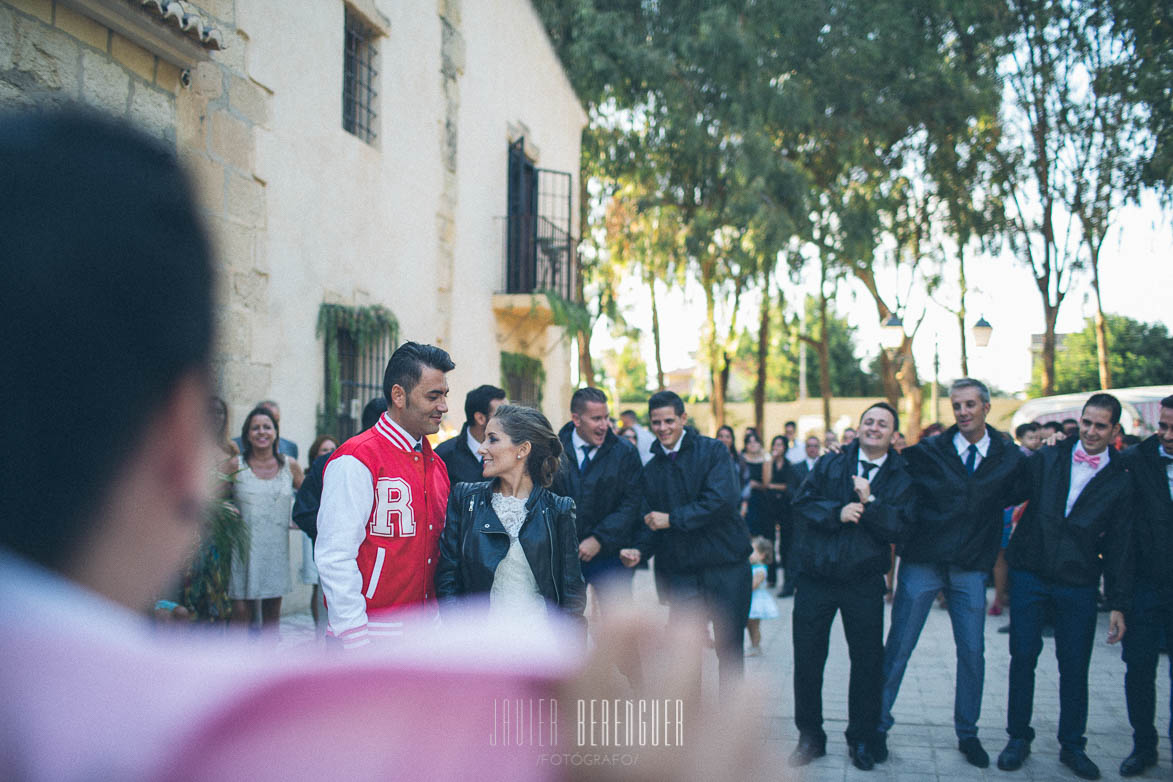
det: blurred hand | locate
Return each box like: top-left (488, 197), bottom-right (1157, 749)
top-left (559, 606), bottom-right (777, 781)
top-left (1107, 610), bottom-right (1126, 644)
top-left (852, 476), bottom-right (871, 503)
top-left (578, 536), bottom-right (602, 562)
top-left (644, 511), bottom-right (670, 530)
top-left (619, 548), bottom-right (642, 568)
top-left (840, 503), bottom-right (864, 524)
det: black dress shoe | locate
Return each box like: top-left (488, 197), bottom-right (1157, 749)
top-left (997, 738), bottom-right (1031, 771)
top-left (1119, 747), bottom-right (1157, 777)
top-left (849, 741), bottom-right (875, 771)
top-left (1060, 748), bottom-right (1101, 780)
top-left (788, 735), bottom-right (826, 767)
top-left (870, 732), bottom-right (889, 763)
top-left (958, 737), bottom-right (989, 768)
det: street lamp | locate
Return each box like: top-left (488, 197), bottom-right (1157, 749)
top-left (972, 315), bottom-right (993, 348)
top-left (881, 314), bottom-right (905, 352)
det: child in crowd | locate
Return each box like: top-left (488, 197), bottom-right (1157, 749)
top-left (747, 536), bottom-right (779, 655)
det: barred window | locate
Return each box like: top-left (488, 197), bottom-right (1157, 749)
top-left (342, 6), bottom-right (378, 143)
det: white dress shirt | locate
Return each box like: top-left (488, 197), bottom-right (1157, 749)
top-left (953, 429), bottom-right (991, 472)
top-left (465, 427), bottom-right (482, 462)
top-left (1065, 441), bottom-right (1110, 516)
top-left (857, 451), bottom-right (889, 478)
top-left (663, 430), bottom-right (686, 456)
top-left (570, 429), bottom-right (596, 468)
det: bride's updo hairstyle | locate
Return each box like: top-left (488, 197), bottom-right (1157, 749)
top-left (491, 404), bottom-right (563, 487)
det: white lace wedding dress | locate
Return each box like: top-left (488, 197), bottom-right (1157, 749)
top-left (488, 493), bottom-right (549, 620)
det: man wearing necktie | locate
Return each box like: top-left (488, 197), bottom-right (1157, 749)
top-left (788, 403), bottom-right (915, 770)
top-left (551, 388), bottom-right (644, 613)
top-left (995, 393), bottom-right (1133, 780)
top-left (877, 378), bottom-right (1026, 768)
top-left (1117, 394), bottom-right (1173, 777)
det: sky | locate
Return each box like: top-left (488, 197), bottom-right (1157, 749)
top-left (596, 195), bottom-right (1172, 396)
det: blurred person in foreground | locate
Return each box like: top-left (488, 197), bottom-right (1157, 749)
top-left (0, 110), bottom-right (772, 781)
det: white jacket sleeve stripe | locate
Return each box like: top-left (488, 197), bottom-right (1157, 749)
top-left (315, 454), bottom-right (374, 637)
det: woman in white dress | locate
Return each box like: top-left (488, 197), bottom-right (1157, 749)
top-left (228, 406), bottom-right (304, 632)
top-left (436, 405), bottom-right (585, 625)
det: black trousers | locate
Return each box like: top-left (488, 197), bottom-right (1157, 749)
top-left (792, 572), bottom-right (885, 744)
top-left (1123, 584), bottom-right (1173, 751)
top-left (662, 560), bottom-right (753, 693)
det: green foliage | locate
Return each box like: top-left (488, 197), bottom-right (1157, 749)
top-left (501, 351), bottom-right (546, 406)
top-left (315, 303), bottom-right (398, 434)
top-left (1028, 314), bottom-right (1173, 395)
top-left (601, 341), bottom-right (651, 401)
top-left (731, 295), bottom-right (881, 401)
top-left (181, 490), bottom-right (249, 624)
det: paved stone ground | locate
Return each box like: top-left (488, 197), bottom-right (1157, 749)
top-left (281, 571), bottom-right (1170, 781)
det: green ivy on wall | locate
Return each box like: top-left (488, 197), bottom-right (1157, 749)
top-left (501, 350), bottom-right (546, 407)
top-left (316, 303), bottom-right (398, 434)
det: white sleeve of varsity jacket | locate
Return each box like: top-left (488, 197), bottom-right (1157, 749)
top-left (315, 454), bottom-right (374, 648)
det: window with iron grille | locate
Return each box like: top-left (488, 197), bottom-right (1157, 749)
top-left (342, 6), bottom-right (378, 144)
top-left (501, 351), bottom-right (545, 409)
top-left (504, 138), bottom-right (575, 299)
top-left (324, 327), bottom-right (395, 440)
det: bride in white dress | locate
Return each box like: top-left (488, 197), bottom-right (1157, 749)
top-left (436, 405), bottom-right (585, 626)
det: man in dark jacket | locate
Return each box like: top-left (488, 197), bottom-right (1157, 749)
top-left (878, 378), bottom-right (1025, 768)
top-left (789, 402), bottom-right (915, 771)
top-left (1117, 394), bottom-right (1173, 777)
top-left (434, 384), bottom-right (505, 486)
top-left (551, 388), bottom-right (644, 608)
top-left (995, 393), bottom-right (1133, 780)
top-left (629, 391), bottom-right (752, 690)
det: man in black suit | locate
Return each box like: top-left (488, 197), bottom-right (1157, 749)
top-left (996, 393), bottom-right (1133, 780)
top-left (552, 387), bottom-right (644, 608)
top-left (1117, 394), bottom-right (1173, 777)
top-left (630, 390), bottom-right (752, 690)
top-left (788, 403), bottom-right (915, 771)
top-left (434, 384), bottom-right (505, 486)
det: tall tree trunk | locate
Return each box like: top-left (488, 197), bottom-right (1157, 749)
top-left (895, 337), bottom-right (924, 441)
top-left (754, 285), bottom-right (770, 435)
top-left (650, 276), bottom-right (665, 390)
top-left (704, 284), bottom-right (724, 428)
top-left (957, 245), bottom-right (969, 377)
top-left (817, 288), bottom-right (832, 431)
top-left (1041, 302), bottom-right (1058, 396)
top-left (576, 330), bottom-right (594, 386)
top-left (1089, 252), bottom-right (1112, 389)
top-left (879, 351), bottom-right (901, 407)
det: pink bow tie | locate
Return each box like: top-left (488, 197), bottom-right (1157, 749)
top-left (1073, 449), bottom-right (1101, 469)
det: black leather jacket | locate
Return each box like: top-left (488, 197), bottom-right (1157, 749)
top-left (435, 481), bottom-right (586, 618)
top-left (792, 442), bottom-right (915, 582)
top-left (1007, 438), bottom-right (1134, 610)
top-left (900, 425), bottom-right (1024, 572)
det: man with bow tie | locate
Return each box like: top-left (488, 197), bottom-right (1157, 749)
top-left (787, 402), bottom-right (915, 771)
top-left (1116, 394), bottom-right (1173, 777)
top-left (995, 393), bottom-right (1134, 780)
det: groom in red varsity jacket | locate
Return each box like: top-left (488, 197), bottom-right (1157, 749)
top-left (315, 342), bottom-right (455, 649)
